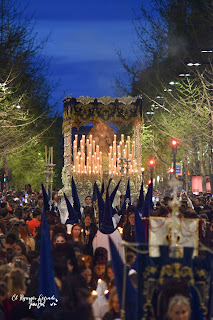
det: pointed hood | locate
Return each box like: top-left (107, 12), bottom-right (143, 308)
top-left (110, 180), bottom-right (121, 205)
top-left (93, 182), bottom-right (105, 228)
top-left (64, 192), bottom-right (79, 225)
top-left (134, 207), bottom-right (146, 243)
top-left (137, 182), bottom-right (144, 211)
top-left (39, 188), bottom-right (58, 309)
top-left (100, 185), bottom-right (115, 234)
top-left (101, 181), bottom-right (105, 195)
top-left (118, 179), bottom-right (131, 215)
top-left (41, 184), bottom-right (50, 212)
top-left (142, 181), bottom-right (153, 217)
top-left (71, 177), bottom-right (81, 220)
top-left (109, 237), bottom-right (137, 320)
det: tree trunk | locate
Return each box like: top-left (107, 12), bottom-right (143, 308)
top-left (199, 142), bottom-right (206, 193)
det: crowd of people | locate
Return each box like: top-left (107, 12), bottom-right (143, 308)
top-left (0, 183), bottom-right (211, 320)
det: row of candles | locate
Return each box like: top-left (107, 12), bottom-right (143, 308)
top-left (72, 133), bottom-right (139, 177)
top-left (73, 134), bottom-right (103, 175)
top-left (108, 134), bottom-right (138, 176)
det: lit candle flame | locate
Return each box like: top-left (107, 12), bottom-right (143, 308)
top-left (91, 290), bottom-right (98, 296)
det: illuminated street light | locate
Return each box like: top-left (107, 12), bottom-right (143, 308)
top-left (179, 73), bottom-right (191, 77)
top-left (171, 139), bottom-right (178, 175)
top-left (141, 167), bottom-right (145, 182)
top-left (148, 159), bottom-right (155, 180)
top-left (169, 81), bottom-right (179, 85)
top-left (187, 62), bottom-right (201, 66)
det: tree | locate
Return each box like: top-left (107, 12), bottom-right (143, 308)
top-left (116, 0), bottom-right (213, 190)
top-left (144, 67), bottom-right (213, 191)
top-left (0, 0), bottom-right (57, 155)
top-left (0, 0), bottom-right (62, 189)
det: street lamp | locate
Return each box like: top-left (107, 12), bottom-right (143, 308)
top-left (170, 167), bottom-right (174, 180)
top-left (148, 159), bottom-right (155, 181)
top-left (171, 139), bottom-right (178, 176)
top-left (141, 167), bottom-right (145, 183)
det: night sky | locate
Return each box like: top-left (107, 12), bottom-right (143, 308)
top-left (22, 0), bottom-right (142, 114)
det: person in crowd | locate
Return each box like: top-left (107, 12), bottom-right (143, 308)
top-left (19, 223), bottom-right (35, 251)
top-left (0, 281), bottom-right (8, 320)
top-left (81, 196), bottom-right (95, 221)
top-left (80, 265), bottom-right (97, 292)
top-left (53, 233), bottom-right (67, 245)
top-left (37, 194), bottom-right (43, 209)
top-left (5, 234), bottom-right (17, 250)
top-left (82, 214), bottom-right (98, 256)
top-left (70, 223), bottom-right (84, 251)
top-left (123, 211), bottom-right (135, 243)
top-left (26, 207), bottom-right (41, 236)
top-left (14, 240), bottom-right (27, 256)
top-left (167, 295), bottom-right (191, 320)
top-left (32, 226), bottom-right (41, 251)
top-left (93, 247), bottom-right (108, 282)
top-left (29, 192), bottom-right (37, 209)
top-left (102, 288), bottom-right (120, 320)
top-left (96, 262), bottom-right (114, 296)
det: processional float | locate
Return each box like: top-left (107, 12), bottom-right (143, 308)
top-left (61, 95), bottom-right (143, 203)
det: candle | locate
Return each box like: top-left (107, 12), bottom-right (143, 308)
top-left (97, 157), bottom-right (100, 173)
top-left (132, 141), bottom-right (135, 158)
top-left (89, 135), bottom-right (92, 145)
top-left (113, 141), bottom-right (116, 157)
top-left (82, 135), bottom-right (85, 153)
top-left (109, 153), bottom-right (111, 168)
top-left (126, 141), bottom-right (129, 159)
top-left (92, 155), bottom-right (95, 170)
top-left (117, 145), bottom-right (120, 155)
top-left (87, 157), bottom-right (89, 170)
top-left (100, 152), bottom-right (102, 168)
top-left (86, 139), bottom-right (90, 154)
top-left (93, 140), bottom-right (96, 154)
top-left (114, 134), bottom-right (116, 142)
top-left (120, 141), bottom-right (123, 158)
top-left (121, 134), bottom-right (124, 142)
top-left (89, 151), bottom-right (92, 168)
top-left (94, 152), bottom-right (97, 168)
top-left (113, 152), bottom-right (116, 167)
top-left (96, 145), bottom-right (100, 157)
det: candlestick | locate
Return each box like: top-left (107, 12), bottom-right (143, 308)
top-left (45, 145), bottom-right (47, 163)
top-left (48, 147), bottom-right (51, 164)
top-left (51, 147), bottom-right (53, 164)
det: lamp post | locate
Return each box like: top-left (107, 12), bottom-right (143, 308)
top-left (171, 140), bottom-right (178, 176)
top-left (141, 167), bottom-right (145, 183)
top-left (170, 168), bottom-right (174, 180)
top-left (148, 159), bottom-right (155, 181)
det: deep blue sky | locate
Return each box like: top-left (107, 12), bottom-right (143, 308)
top-left (22, 0), bottom-right (142, 114)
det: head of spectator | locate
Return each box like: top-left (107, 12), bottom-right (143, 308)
top-left (53, 233), bottom-right (67, 245)
top-left (5, 233), bottom-right (17, 249)
top-left (15, 240), bottom-right (27, 256)
top-left (85, 196), bottom-right (92, 207)
top-left (8, 268), bottom-right (27, 297)
top-left (167, 295), bottom-right (190, 320)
